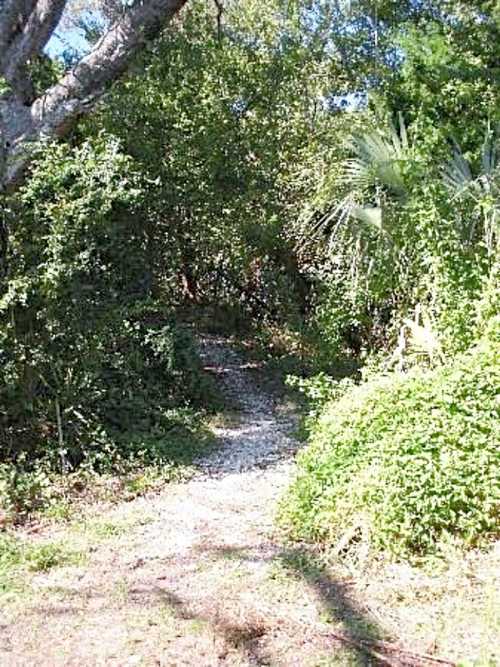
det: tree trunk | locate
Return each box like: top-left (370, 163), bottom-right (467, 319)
top-left (0, 0), bottom-right (189, 190)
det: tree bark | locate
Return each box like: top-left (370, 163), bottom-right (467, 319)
top-left (0, 0), bottom-right (189, 190)
top-left (0, 1), bottom-right (37, 56)
top-left (1, 0), bottom-right (67, 102)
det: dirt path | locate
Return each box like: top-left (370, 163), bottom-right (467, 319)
top-left (0, 337), bottom-right (460, 666)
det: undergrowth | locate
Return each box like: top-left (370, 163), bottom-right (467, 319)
top-left (279, 336), bottom-right (499, 559)
top-left (0, 408), bottom-right (216, 524)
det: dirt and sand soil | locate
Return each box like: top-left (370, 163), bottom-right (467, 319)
top-left (0, 337), bottom-right (496, 666)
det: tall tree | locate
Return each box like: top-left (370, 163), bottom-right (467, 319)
top-left (0, 0), bottom-right (189, 189)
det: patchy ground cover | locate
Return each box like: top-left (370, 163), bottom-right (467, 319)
top-left (0, 337), bottom-right (498, 666)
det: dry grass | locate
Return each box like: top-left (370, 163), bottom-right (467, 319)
top-left (272, 540), bottom-right (500, 666)
top-left (2, 494), bottom-right (498, 666)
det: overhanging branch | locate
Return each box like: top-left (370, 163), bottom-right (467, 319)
top-left (1, 0), bottom-right (189, 188)
top-left (2, 0), bottom-right (67, 101)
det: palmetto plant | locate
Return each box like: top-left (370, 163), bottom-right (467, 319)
top-left (342, 111), bottom-right (410, 200)
top-left (442, 128), bottom-right (499, 255)
top-left (302, 113), bottom-right (412, 251)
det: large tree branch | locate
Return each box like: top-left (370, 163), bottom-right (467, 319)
top-left (2, 0), bottom-right (67, 101)
top-left (0, 0), bottom-right (38, 57)
top-left (1, 0), bottom-right (189, 188)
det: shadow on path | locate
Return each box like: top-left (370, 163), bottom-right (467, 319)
top-left (195, 543), bottom-right (454, 667)
top-left (203, 543), bottom-right (392, 666)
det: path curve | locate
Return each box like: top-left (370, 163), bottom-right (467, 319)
top-left (196, 334), bottom-right (300, 476)
top-left (2, 336), bottom-right (350, 666)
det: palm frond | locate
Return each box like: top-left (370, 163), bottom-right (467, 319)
top-left (442, 129), bottom-right (499, 253)
top-left (481, 129), bottom-right (497, 175)
top-left (442, 140), bottom-right (473, 194)
top-left (442, 131), bottom-right (499, 196)
top-left (299, 114), bottom-right (411, 254)
top-left (351, 205), bottom-right (382, 229)
top-left (344, 114), bottom-right (410, 199)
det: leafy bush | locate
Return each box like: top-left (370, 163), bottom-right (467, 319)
top-left (280, 338), bottom-right (499, 558)
top-left (0, 462), bottom-right (52, 517)
top-left (0, 135), bottom-right (215, 473)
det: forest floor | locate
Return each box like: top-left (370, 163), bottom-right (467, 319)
top-left (0, 336), bottom-right (498, 666)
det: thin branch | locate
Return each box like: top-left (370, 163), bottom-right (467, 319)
top-left (213, 0), bottom-right (223, 41)
top-left (323, 630), bottom-right (456, 667)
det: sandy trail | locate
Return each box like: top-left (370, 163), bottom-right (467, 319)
top-left (1, 336), bottom-right (359, 666)
top-left (3, 337), bottom-right (475, 667)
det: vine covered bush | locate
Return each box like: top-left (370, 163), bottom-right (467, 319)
top-left (280, 334), bottom-right (499, 557)
top-left (0, 136), bottom-right (210, 472)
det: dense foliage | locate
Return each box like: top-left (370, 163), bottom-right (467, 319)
top-left (1, 0), bottom-right (499, 552)
top-left (277, 0), bottom-right (499, 555)
top-left (1, 136), bottom-right (212, 479)
top-left (280, 335), bottom-right (499, 557)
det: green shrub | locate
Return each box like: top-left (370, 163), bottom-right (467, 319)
top-left (280, 338), bottom-right (499, 558)
top-left (0, 462), bottom-right (52, 517)
top-left (0, 533), bottom-right (82, 594)
top-left (0, 137), bottom-right (216, 471)
top-left (23, 541), bottom-right (81, 572)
